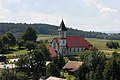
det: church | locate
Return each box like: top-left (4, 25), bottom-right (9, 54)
top-left (49, 20), bottom-right (92, 56)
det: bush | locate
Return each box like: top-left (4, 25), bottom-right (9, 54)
top-left (106, 41), bottom-right (119, 49)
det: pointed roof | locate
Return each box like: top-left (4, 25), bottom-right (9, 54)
top-left (57, 20), bottom-right (67, 31)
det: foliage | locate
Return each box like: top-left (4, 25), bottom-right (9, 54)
top-left (22, 27), bottom-right (37, 42)
top-left (0, 23), bottom-right (120, 40)
top-left (1, 69), bottom-right (29, 80)
top-left (0, 39), bottom-right (4, 50)
top-left (106, 41), bottom-right (119, 49)
top-left (39, 44), bottom-right (51, 61)
top-left (16, 48), bottom-right (46, 80)
top-left (1, 32), bottom-right (16, 50)
top-left (16, 72), bottom-right (29, 80)
top-left (53, 55), bottom-right (66, 70)
top-left (46, 62), bottom-right (60, 78)
top-left (25, 41), bottom-right (36, 52)
top-left (17, 40), bottom-right (24, 50)
top-left (6, 32), bottom-right (16, 47)
top-left (78, 51), bottom-right (107, 80)
top-left (103, 59), bottom-right (120, 80)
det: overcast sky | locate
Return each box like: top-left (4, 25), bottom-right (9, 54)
top-left (0, 0), bottom-right (120, 32)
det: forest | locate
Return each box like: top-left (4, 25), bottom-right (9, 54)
top-left (0, 23), bottom-right (120, 40)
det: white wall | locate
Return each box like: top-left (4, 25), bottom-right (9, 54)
top-left (67, 47), bottom-right (85, 55)
top-left (52, 40), bottom-right (58, 51)
top-left (59, 39), bottom-right (66, 47)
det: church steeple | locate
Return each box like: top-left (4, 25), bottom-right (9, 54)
top-left (57, 20), bottom-right (67, 38)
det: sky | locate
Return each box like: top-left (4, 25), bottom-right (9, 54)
top-left (0, 0), bottom-right (120, 33)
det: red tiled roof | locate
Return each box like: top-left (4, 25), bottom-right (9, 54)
top-left (52, 36), bottom-right (92, 48)
top-left (66, 36), bottom-right (92, 47)
top-left (47, 46), bottom-right (57, 57)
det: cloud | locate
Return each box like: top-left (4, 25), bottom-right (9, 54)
top-left (83, 0), bottom-right (119, 17)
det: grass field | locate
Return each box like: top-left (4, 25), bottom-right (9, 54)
top-left (86, 38), bottom-right (120, 54)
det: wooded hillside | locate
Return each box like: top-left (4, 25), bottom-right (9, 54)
top-left (0, 23), bottom-right (120, 40)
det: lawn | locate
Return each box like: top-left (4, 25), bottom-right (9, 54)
top-left (3, 47), bottom-right (28, 59)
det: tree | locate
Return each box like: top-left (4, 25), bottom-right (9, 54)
top-left (16, 48), bottom-right (46, 80)
top-left (78, 51), bottom-right (106, 80)
top-left (1, 68), bottom-right (29, 80)
top-left (39, 44), bottom-right (51, 61)
top-left (22, 27), bottom-right (37, 42)
top-left (1, 32), bottom-right (16, 49)
top-left (46, 62), bottom-right (60, 78)
top-left (106, 41), bottom-right (119, 49)
top-left (53, 55), bottom-right (65, 70)
top-left (0, 39), bottom-right (4, 50)
top-left (17, 40), bottom-right (24, 50)
top-left (103, 59), bottom-right (120, 80)
top-left (103, 52), bottom-right (120, 80)
top-left (6, 32), bottom-right (16, 47)
top-left (93, 65), bottom-right (103, 80)
top-left (25, 41), bottom-right (36, 53)
top-left (16, 72), bottom-right (29, 80)
top-left (1, 35), bottom-right (9, 49)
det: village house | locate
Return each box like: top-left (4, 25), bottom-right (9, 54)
top-left (50, 20), bottom-right (92, 56)
top-left (62, 61), bottom-right (84, 76)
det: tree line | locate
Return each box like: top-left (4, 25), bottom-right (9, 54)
top-left (0, 23), bottom-right (120, 40)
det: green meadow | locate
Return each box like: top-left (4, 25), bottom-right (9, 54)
top-left (86, 38), bottom-right (120, 54)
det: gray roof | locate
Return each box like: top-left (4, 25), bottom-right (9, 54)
top-left (57, 20), bottom-right (67, 31)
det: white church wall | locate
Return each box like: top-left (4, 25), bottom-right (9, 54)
top-left (52, 40), bottom-right (58, 51)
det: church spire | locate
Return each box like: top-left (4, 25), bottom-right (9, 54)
top-left (57, 20), bottom-right (67, 38)
top-left (57, 20), bottom-right (67, 31)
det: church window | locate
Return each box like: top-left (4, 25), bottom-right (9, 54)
top-left (78, 48), bottom-right (79, 52)
top-left (73, 48), bottom-right (75, 52)
top-left (70, 48), bottom-right (71, 52)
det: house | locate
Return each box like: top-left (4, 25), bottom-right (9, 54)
top-left (46, 76), bottom-right (66, 80)
top-left (62, 61), bottom-right (84, 76)
top-left (51, 20), bottom-right (92, 56)
top-left (62, 61), bottom-right (83, 72)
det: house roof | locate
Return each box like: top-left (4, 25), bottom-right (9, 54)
top-left (62, 61), bottom-right (84, 72)
top-left (47, 46), bottom-right (57, 57)
top-left (52, 36), bottom-right (92, 48)
top-left (46, 76), bottom-right (66, 80)
top-left (57, 20), bottom-right (67, 31)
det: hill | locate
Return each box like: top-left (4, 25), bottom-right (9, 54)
top-left (0, 23), bottom-right (120, 40)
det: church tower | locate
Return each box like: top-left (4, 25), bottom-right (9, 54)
top-left (57, 20), bottom-right (67, 55)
